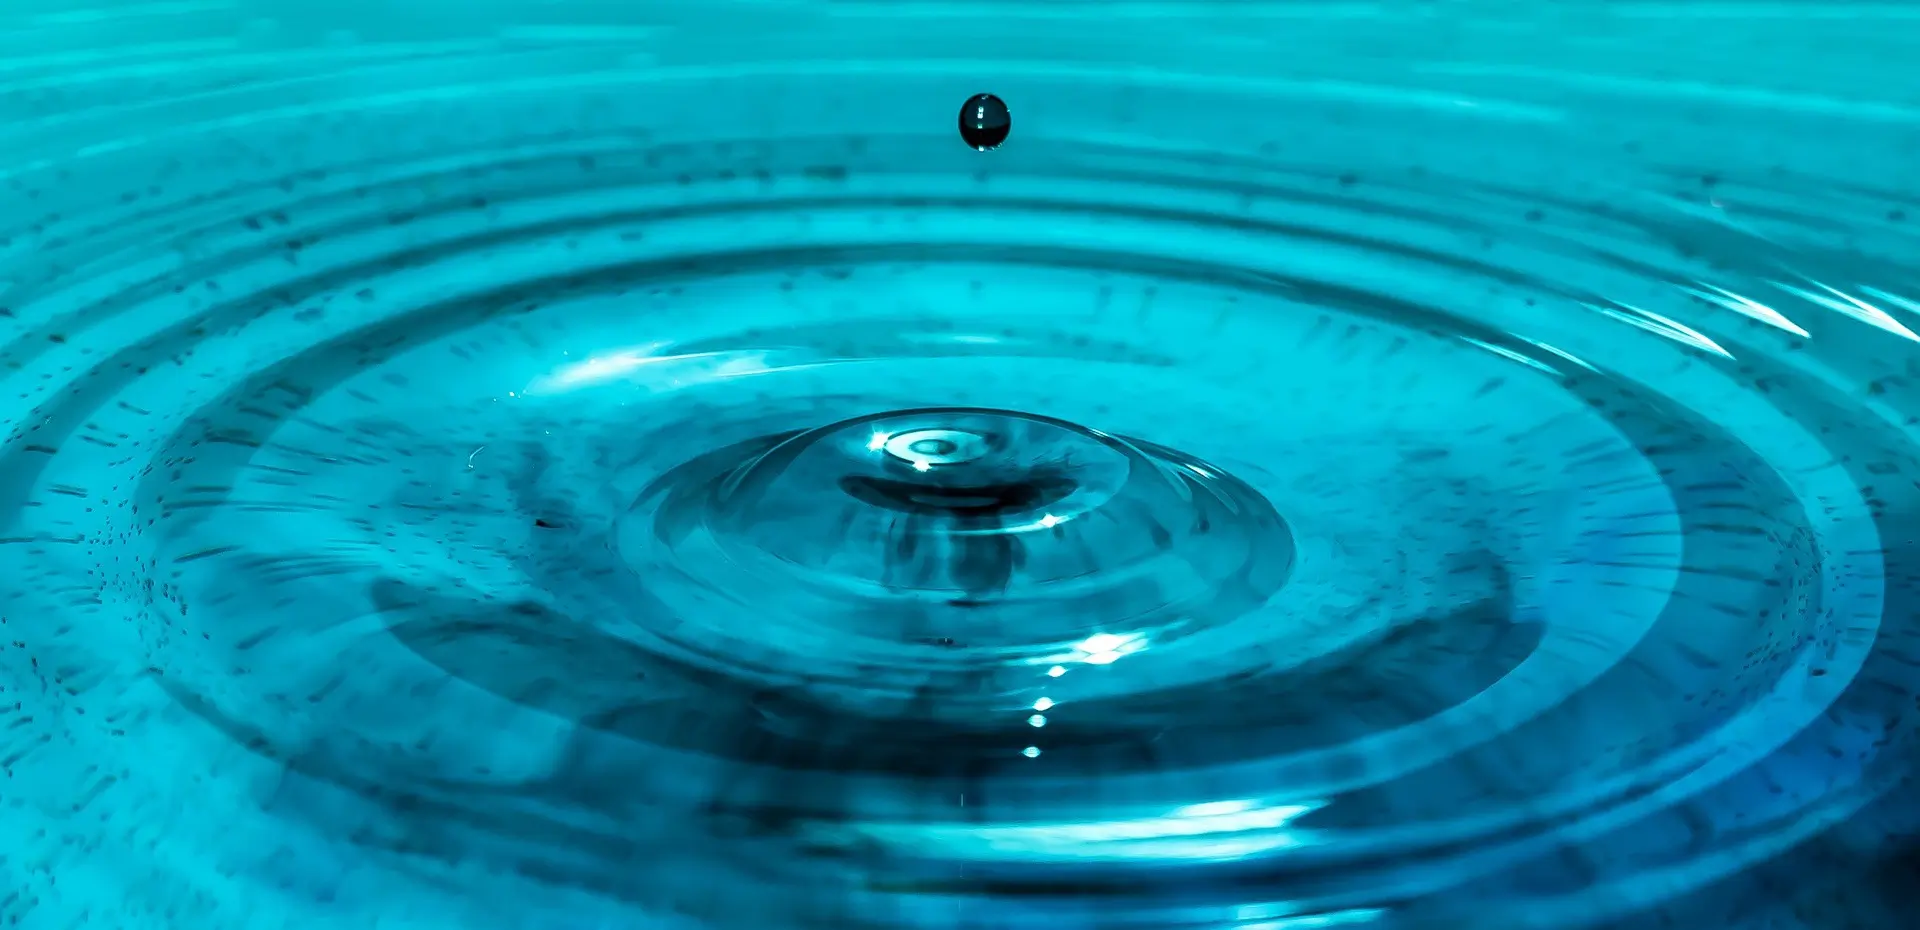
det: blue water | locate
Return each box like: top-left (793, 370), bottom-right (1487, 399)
top-left (3, 1), bottom-right (1919, 928)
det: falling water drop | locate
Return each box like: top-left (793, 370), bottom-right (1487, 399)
top-left (958, 92), bottom-right (1011, 151)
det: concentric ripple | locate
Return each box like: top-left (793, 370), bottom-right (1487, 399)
top-left (3, 2), bottom-right (1920, 929)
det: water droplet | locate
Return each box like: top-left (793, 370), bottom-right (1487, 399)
top-left (959, 93), bottom-right (1011, 151)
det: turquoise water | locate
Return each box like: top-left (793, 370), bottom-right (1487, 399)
top-left (2, 1), bottom-right (1918, 928)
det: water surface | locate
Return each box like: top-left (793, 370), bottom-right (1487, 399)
top-left (1, 2), bottom-right (1918, 929)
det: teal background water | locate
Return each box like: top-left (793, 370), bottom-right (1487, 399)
top-left (2, 2), bottom-right (1919, 929)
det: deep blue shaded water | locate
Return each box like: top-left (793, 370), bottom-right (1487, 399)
top-left (2, 1), bottom-right (1919, 928)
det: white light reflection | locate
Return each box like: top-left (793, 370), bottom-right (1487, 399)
top-left (1524, 338), bottom-right (1594, 370)
top-left (1683, 282), bottom-right (1809, 337)
top-left (1054, 631), bottom-right (1147, 666)
top-left (1457, 336), bottom-right (1559, 375)
top-left (1776, 279), bottom-right (1920, 341)
top-left (1591, 302), bottom-right (1733, 358)
top-left (1863, 285), bottom-right (1920, 320)
top-left (526, 346), bottom-right (793, 395)
top-left (536, 344), bottom-right (671, 389)
top-left (1175, 799), bottom-right (1258, 817)
top-left (985, 512), bottom-right (1074, 536)
top-left (1236, 907), bottom-right (1388, 930)
top-left (843, 799), bottom-right (1328, 864)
